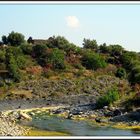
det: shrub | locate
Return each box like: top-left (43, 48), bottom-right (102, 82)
top-left (39, 48), bottom-right (66, 70)
top-left (81, 51), bottom-right (107, 70)
top-left (5, 47), bottom-right (23, 82)
top-left (50, 48), bottom-right (66, 70)
top-left (0, 50), bottom-right (6, 63)
top-left (20, 43), bottom-right (33, 55)
top-left (96, 89), bottom-right (119, 108)
top-left (110, 45), bottom-right (124, 57)
top-left (32, 44), bottom-right (48, 58)
top-left (115, 67), bottom-right (126, 79)
top-left (128, 65), bottom-right (140, 84)
top-left (99, 43), bottom-right (109, 53)
top-left (16, 55), bottom-right (27, 69)
top-left (120, 51), bottom-right (139, 70)
top-left (7, 55), bottom-right (21, 82)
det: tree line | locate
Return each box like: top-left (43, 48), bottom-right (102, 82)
top-left (0, 31), bottom-right (140, 86)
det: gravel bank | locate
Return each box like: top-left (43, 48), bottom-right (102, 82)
top-left (0, 112), bottom-right (29, 136)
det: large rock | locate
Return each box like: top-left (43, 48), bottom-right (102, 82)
top-left (19, 112), bottom-right (32, 120)
top-left (95, 118), bottom-right (108, 123)
top-left (113, 109), bottom-right (122, 116)
top-left (11, 111), bottom-right (21, 120)
top-left (110, 109), bottom-right (140, 122)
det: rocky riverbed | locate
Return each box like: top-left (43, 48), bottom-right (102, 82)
top-left (0, 103), bottom-right (140, 136)
top-left (0, 112), bottom-right (29, 136)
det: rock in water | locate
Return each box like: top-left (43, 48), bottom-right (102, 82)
top-left (19, 112), bottom-right (32, 120)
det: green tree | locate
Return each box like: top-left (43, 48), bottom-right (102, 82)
top-left (49, 48), bottom-right (65, 69)
top-left (16, 55), bottom-right (26, 69)
top-left (120, 51), bottom-right (139, 70)
top-left (5, 49), bottom-right (21, 82)
top-left (7, 31), bottom-right (25, 46)
top-left (2, 35), bottom-right (8, 45)
top-left (99, 43), bottom-right (109, 53)
top-left (32, 44), bottom-right (48, 58)
top-left (20, 43), bottom-right (33, 55)
top-left (81, 51), bottom-right (107, 70)
top-left (40, 48), bottom-right (66, 70)
top-left (47, 36), bottom-right (70, 50)
top-left (128, 65), bottom-right (140, 84)
top-left (83, 38), bottom-right (98, 51)
top-left (110, 45), bottom-right (124, 57)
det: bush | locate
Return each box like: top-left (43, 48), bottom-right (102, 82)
top-left (110, 45), bottom-right (124, 56)
top-left (32, 44), bottom-right (48, 58)
top-left (96, 89), bottom-right (119, 108)
top-left (0, 50), bottom-right (6, 63)
top-left (16, 55), bottom-right (27, 69)
top-left (5, 47), bottom-right (23, 82)
top-left (20, 43), bottom-right (33, 55)
top-left (99, 43), bottom-right (109, 53)
top-left (115, 67), bottom-right (126, 79)
top-left (8, 55), bottom-right (21, 82)
top-left (120, 51), bottom-right (139, 70)
top-left (128, 65), bottom-right (140, 84)
top-left (50, 48), bottom-right (66, 70)
top-left (81, 51), bottom-right (107, 70)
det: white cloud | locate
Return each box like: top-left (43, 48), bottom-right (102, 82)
top-left (66, 16), bottom-right (80, 28)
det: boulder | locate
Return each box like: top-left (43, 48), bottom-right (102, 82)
top-left (104, 111), bottom-right (114, 117)
top-left (11, 111), bottom-right (21, 120)
top-left (113, 109), bottom-right (122, 116)
top-left (103, 106), bottom-right (108, 110)
top-left (52, 109), bottom-right (63, 114)
top-left (67, 113), bottom-right (73, 119)
top-left (95, 118), bottom-right (108, 123)
top-left (19, 112), bottom-right (32, 120)
top-left (95, 118), bottom-right (101, 123)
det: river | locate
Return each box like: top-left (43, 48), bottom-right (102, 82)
top-left (25, 111), bottom-right (140, 136)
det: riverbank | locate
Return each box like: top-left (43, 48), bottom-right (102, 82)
top-left (0, 112), bottom-right (29, 136)
top-left (1, 103), bottom-right (140, 136)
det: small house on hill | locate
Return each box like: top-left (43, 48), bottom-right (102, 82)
top-left (33, 39), bottom-right (47, 45)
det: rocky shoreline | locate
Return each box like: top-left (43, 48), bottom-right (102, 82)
top-left (0, 111), bottom-right (29, 136)
top-left (0, 102), bottom-right (140, 136)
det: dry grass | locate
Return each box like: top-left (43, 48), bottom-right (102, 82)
top-left (10, 89), bottom-right (33, 98)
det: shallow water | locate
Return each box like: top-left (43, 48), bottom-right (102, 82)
top-left (26, 112), bottom-right (140, 136)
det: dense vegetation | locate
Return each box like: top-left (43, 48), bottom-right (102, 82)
top-left (0, 31), bottom-right (140, 108)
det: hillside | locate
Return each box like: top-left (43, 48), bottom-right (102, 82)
top-left (0, 31), bottom-right (140, 111)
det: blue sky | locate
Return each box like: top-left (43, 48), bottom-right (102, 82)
top-left (0, 4), bottom-right (140, 52)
